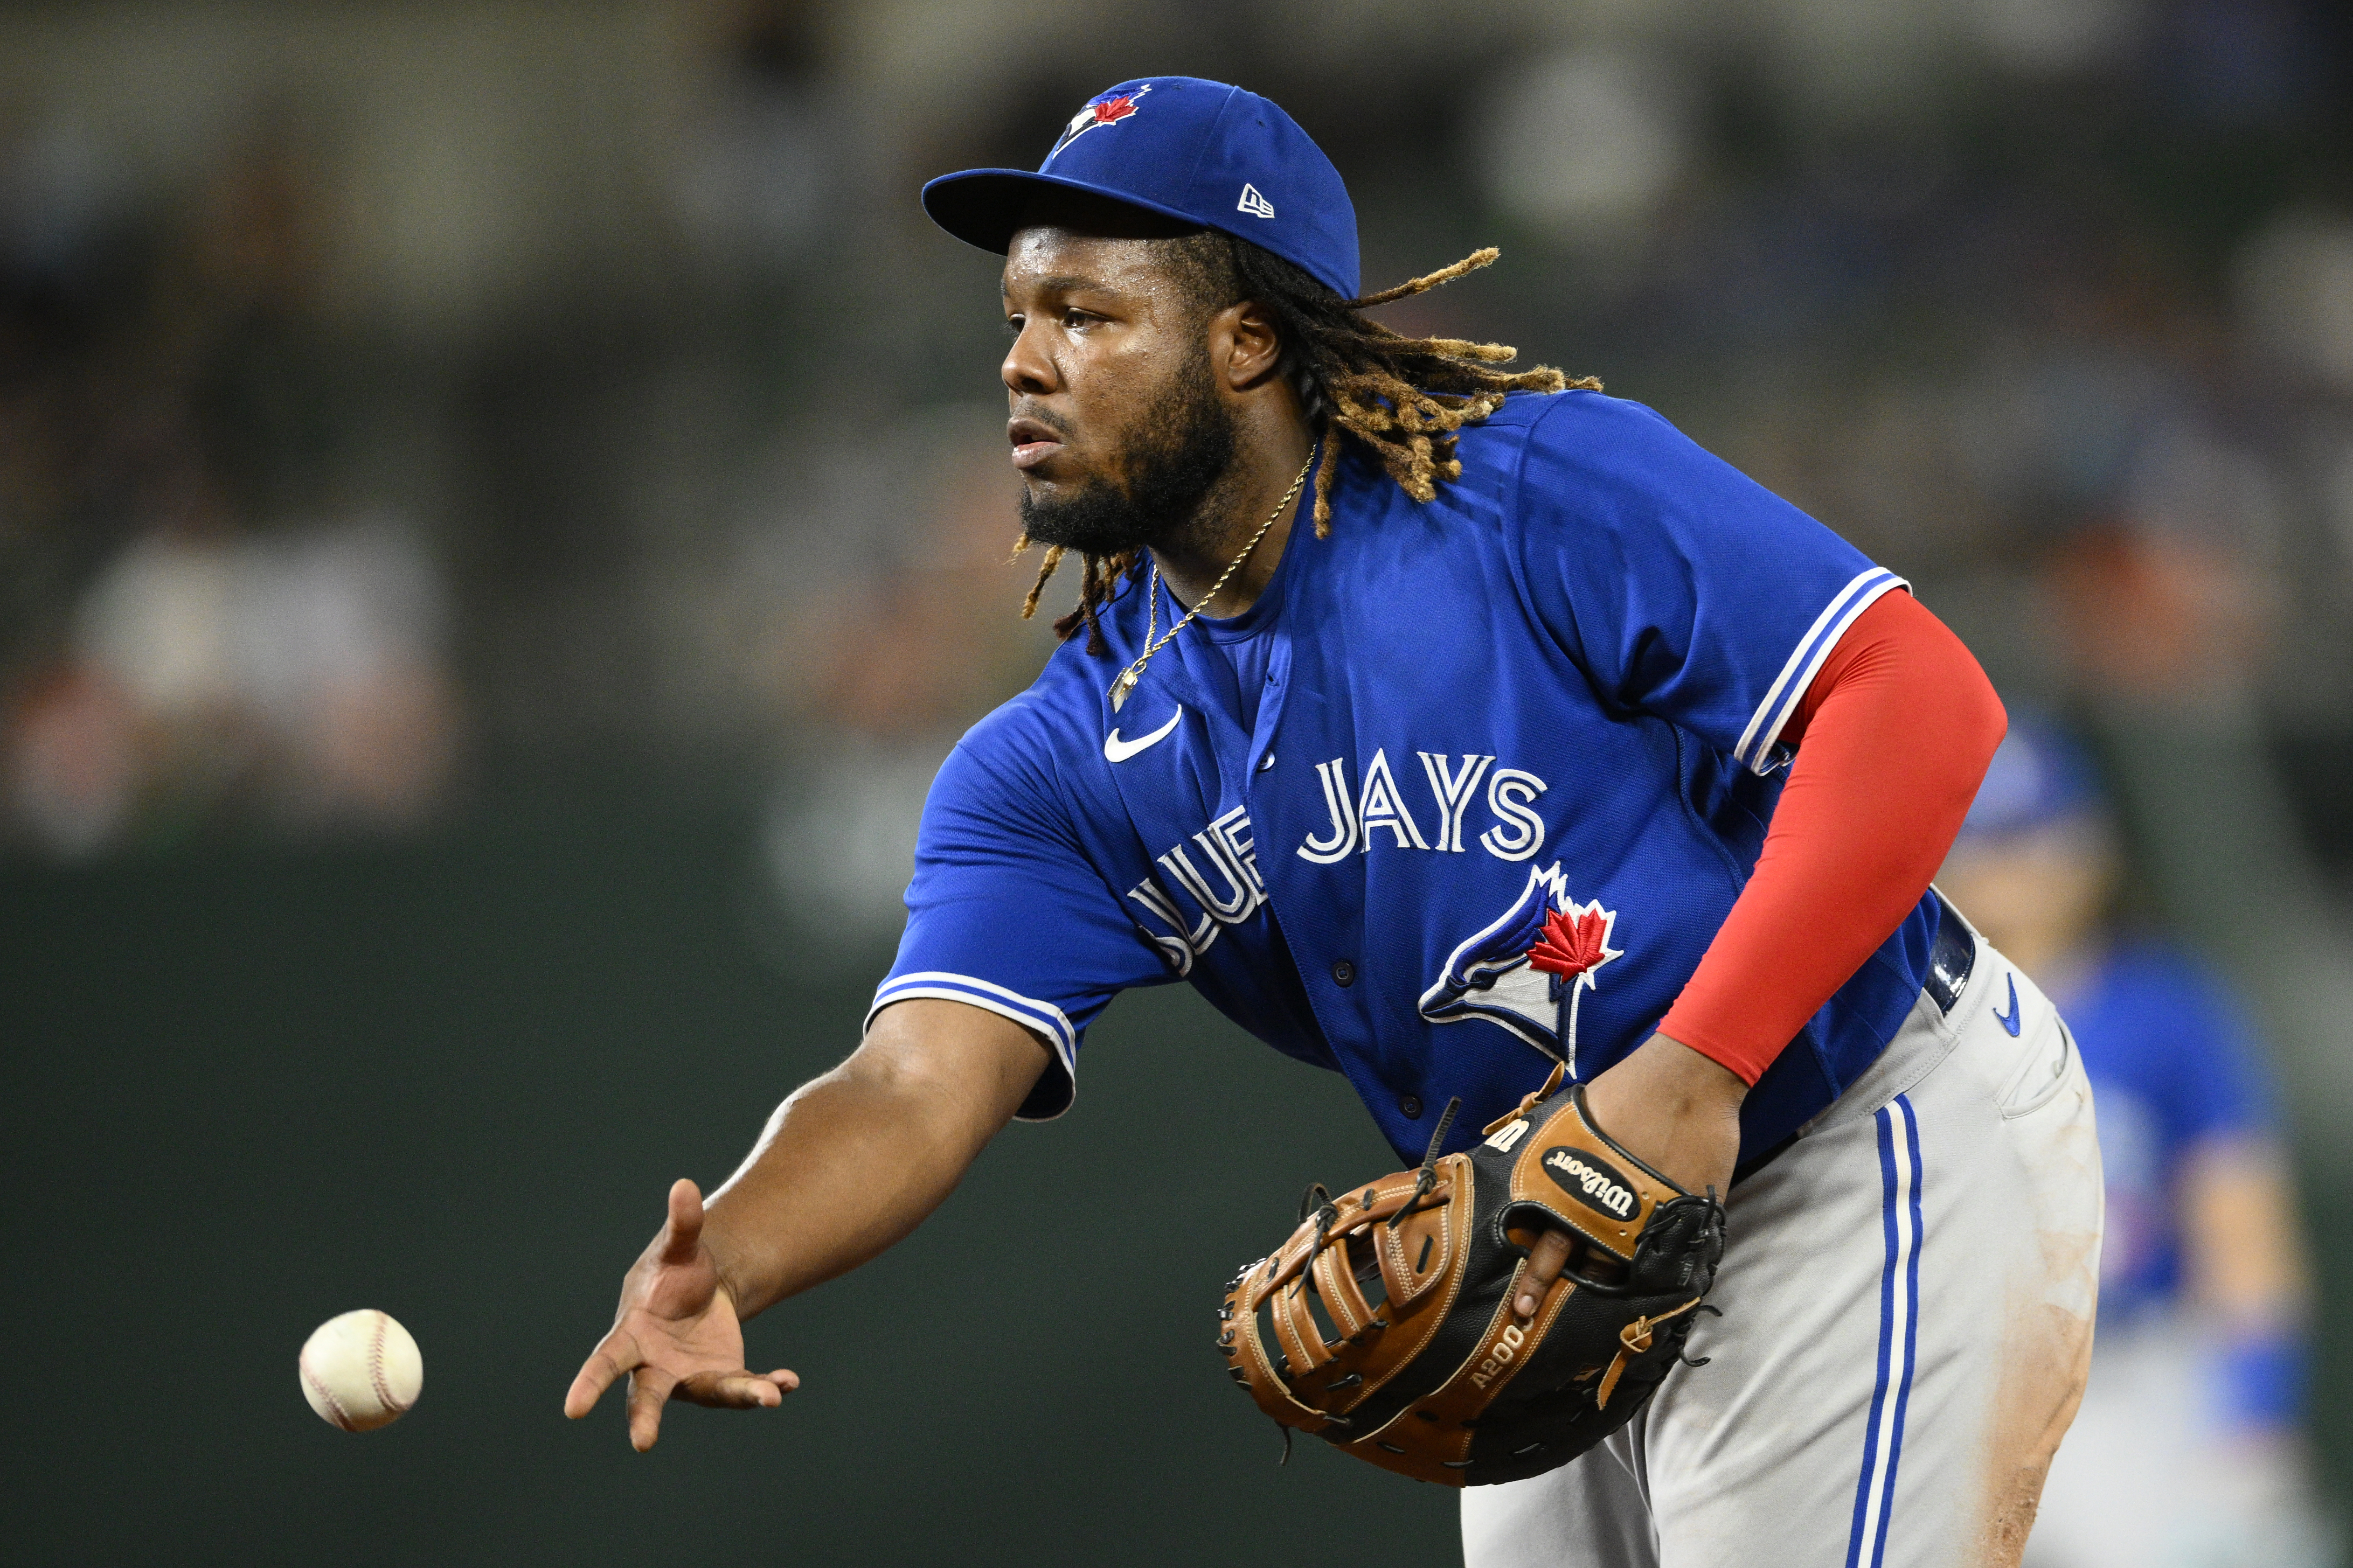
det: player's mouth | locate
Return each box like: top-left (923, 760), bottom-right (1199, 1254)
top-left (1008, 416), bottom-right (1065, 472)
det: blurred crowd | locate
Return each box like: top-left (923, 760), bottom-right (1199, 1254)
top-left (6, 1), bottom-right (2351, 898)
top-left (1, 104), bottom-right (459, 851)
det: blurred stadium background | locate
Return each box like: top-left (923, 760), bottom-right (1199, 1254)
top-left (4, 1), bottom-right (2350, 1561)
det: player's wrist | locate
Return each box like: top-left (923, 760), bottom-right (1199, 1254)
top-left (693, 1213), bottom-right (764, 1322)
top-left (1651, 1005), bottom-right (1773, 1088)
top-left (1581, 1033), bottom-right (1744, 1196)
top-left (1634, 1032), bottom-right (1750, 1111)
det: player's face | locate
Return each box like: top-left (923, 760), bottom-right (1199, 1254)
top-left (1000, 225), bottom-right (1238, 555)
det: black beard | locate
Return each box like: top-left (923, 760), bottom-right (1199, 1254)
top-left (1016, 351), bottom-right (1239, 557)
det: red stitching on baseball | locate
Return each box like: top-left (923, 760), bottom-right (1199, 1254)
top-left (367, 1314), bottom-right (406, 1414)
top-left (304, 1359), bottom-right (357, 1431)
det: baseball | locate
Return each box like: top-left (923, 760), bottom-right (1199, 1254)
top-left (299, 1309), bottom-right (423, 1432)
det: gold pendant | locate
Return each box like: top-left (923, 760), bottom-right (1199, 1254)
top-left (1109, 668), bottom-right (1138, 712)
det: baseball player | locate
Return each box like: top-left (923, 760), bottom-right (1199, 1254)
top-left (567, 78), bottom-right (2103, 1567)
top-left (1936, 719), bottom-right (2324, 1568)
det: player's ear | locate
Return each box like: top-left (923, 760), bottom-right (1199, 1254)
top-left (1217, 299), bottom-right (1284, 391)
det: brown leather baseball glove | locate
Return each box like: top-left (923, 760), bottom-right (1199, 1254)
top-left (1217, 1065), bottom-right (1727, 1486)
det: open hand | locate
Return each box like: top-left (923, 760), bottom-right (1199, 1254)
top-left (564, 1177), bottom-right (799, 1451)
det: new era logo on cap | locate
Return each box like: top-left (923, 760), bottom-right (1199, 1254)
top-left (1237, 183), bottom-right (1275, 219)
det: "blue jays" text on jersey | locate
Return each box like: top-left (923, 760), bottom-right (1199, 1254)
top-left (874, 390), bottom-right (1941, 1167)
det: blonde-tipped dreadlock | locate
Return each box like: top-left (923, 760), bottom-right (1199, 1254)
top-left (1015, 235), bottom-right (1596, 651)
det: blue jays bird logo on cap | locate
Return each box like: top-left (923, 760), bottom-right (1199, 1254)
top-left (1049, 83), bottom-right (1154, 161)
top-left (1419, 863), bottom-right (1622, 1068)
top-left (923, 76), bottom-right (1363, 300)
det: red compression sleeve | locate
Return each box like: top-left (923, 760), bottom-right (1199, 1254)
top-left (1655, 591), bottom-right (2005, 1085)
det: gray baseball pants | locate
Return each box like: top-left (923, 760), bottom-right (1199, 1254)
top-left (1462, 920), bottom-right (2103, 1568)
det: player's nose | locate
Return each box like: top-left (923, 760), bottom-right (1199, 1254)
top-left (1001, 320), bottom-right (1059, 399)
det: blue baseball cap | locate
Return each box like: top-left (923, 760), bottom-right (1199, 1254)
top-left (922, 77), bottom-right (1361, 301)
top-left (1956, 713), bottom-right (2108, 841)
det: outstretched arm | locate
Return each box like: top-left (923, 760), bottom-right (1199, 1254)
top-left (564, 998), bottom-right (1050, 1449)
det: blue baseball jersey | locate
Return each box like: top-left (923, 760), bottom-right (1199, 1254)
top-left (874, 389), bottom-right (1938, 1167)
top-left (2063, 939), bottom-right (2280, 1323)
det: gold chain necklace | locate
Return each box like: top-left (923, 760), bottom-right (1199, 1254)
top-left (1109, 454), bottom-right (1315, 713)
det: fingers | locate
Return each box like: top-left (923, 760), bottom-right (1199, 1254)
top-left (577, 1177), bottom-right (770, 1449)
top-left (624, 1367), bottom-right (797, 1449)
top-left (571, 1327), bottom-right (796, 1440)
top-left (563, 1327), bottom-right (643, 1419)
top-left (1515, 1227), bottom-right (1574, 1320)
top-left (658, 1177), bottom-right (705, 1266)
top-left (676, 1368), bottom-right (800, 1409)
top-left (626, 1363), bottom-right (681, 1452)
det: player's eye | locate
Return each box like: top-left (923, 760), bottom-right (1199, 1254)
top-left (1060, 308), bottom-right (1099, 330)
top-left (1003, 314), bottom-right (1024, 336)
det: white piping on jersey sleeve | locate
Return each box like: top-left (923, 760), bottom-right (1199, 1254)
top-left (1732, 567), bottom-right (1908, 776)
top-left (865, 972), bottom-right (1080, 1118)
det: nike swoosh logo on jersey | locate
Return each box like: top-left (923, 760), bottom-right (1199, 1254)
top-left (1104, 707), bottom-right (1183, 763)
top-left (1992, 973), bottom-right (2022, 1037)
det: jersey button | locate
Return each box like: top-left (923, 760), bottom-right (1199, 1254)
top-left (1330, 959), bottom-right (1356, 987)
top-left (1257, 751), bottom-right (1276, 772)
top-left (1399, 1094), bottom-right (1424, 1120)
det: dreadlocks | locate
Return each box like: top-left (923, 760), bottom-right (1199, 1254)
top-left (1014, 235), bottom-right (1596, 651)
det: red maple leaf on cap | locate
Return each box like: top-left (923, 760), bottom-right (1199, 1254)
top-left (1092, 95), bottom-right (1139, 125)
top-left (1527, 902), bottom-right (1616, 980)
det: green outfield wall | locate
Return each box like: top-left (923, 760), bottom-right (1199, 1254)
top-left (2, 784), bottom-right (1467, 1564)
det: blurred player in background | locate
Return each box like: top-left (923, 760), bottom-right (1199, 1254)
top-left (1939, 716), bottom-right (2330, 1568)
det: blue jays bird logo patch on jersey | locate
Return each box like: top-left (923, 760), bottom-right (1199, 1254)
top-left (1419, 863), bottom-right (1621, 1068)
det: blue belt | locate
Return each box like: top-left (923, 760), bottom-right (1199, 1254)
top-left (1922, 890), bottom-right (1976, 1014)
